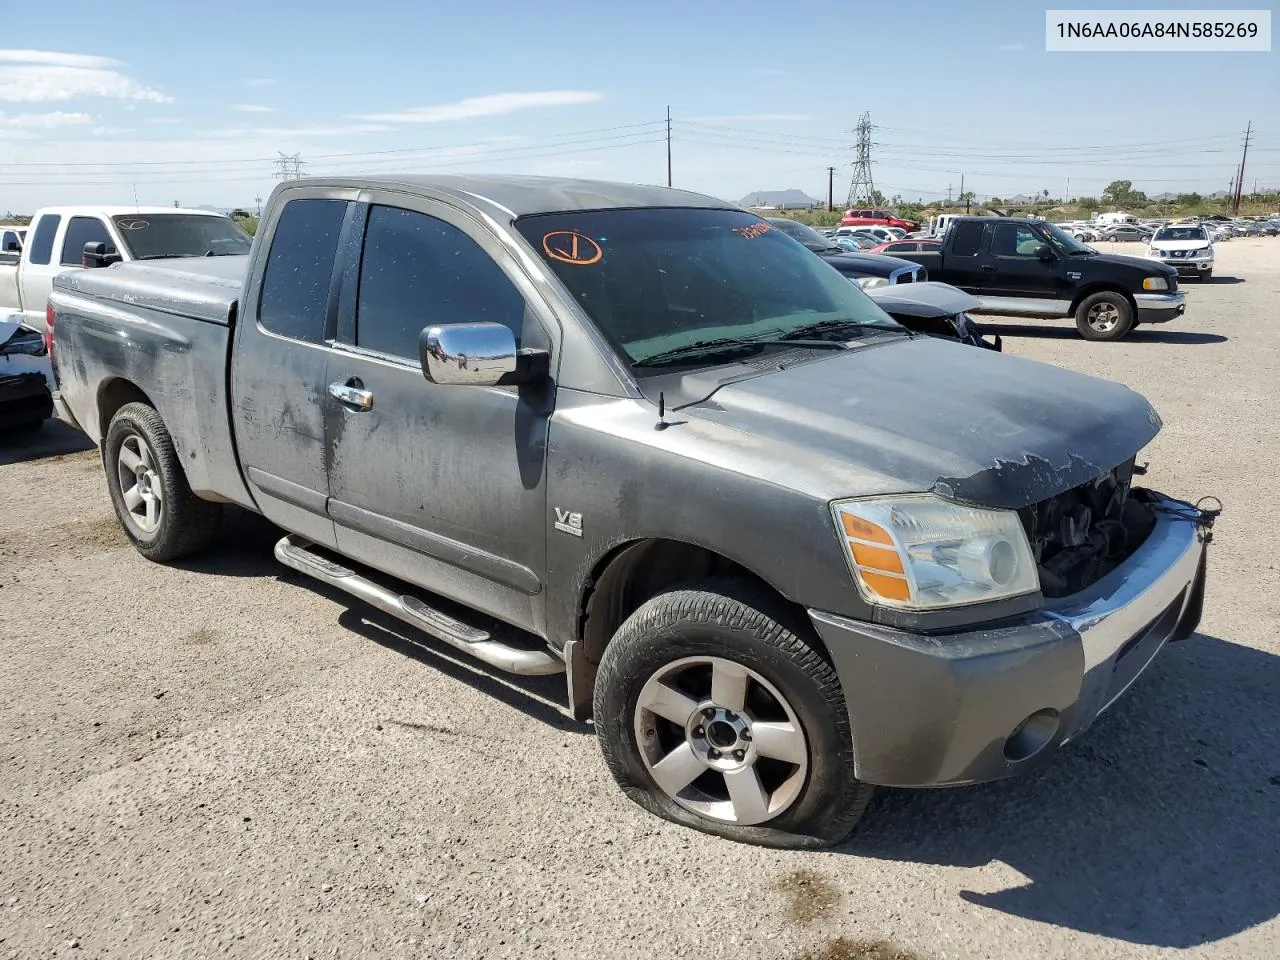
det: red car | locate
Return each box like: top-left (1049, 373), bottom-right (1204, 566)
top-left (869, 238), bottom-right (942, 255)
top-left (839, 207), bottom-right (921, 232)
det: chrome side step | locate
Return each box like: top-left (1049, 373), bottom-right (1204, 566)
top-left (274, 535), bottom-right (564, 677)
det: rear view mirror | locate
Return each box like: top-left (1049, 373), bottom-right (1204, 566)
top-left (419, 322), bottom-right (549, 387)
top-left (82, 241), bottom-right (122, 268)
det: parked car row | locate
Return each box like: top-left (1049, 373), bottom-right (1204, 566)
top-left (41, 173), bottom-right (1215, 848)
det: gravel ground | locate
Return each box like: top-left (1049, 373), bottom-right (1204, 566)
top-left (2, 239), bottom-right (1278, 960)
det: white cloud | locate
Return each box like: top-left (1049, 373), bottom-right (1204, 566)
top-left (0, 110), bottom-right (93, 130)
top-left (999, 42), bottom-right (1026, 51)
top-left (92, 126), bottom-right (135, 135)
top-left (687, 114), bottom-right (815, 123)
top-left (355, 90), bottom-right (603, 124)
top-left (243, 78), bottom-right (276, 87)
top-left (230, 104), bottom-right (275, 113)
top-left (0, 49), bottom-right (171, 103)
top-left (196, 123), bottom-right (391, 139)
top-left (0, 49), bottom-right (119, 69)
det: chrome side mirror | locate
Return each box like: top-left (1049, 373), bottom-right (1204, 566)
top-left (419, 322), bottom-right (548, 387)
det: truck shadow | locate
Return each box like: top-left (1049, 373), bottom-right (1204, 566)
top-left (1200, 275), bottom-right (1246, 285)
top-left (979, 323), bottom-right (1228, 345)
top-left (0, 417), bottom-right (95, 465)
top-left (839, 632), bottom-right (1280, 948)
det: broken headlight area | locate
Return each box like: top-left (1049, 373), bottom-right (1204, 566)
top-left (1019, 457), bottom-right (1157, 597)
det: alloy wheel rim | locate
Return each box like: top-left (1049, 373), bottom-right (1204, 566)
top-left (633, 656), bottom-right (809, 826)
top-left (117, 434), bottom-right (163, 534)
top-left (1087, 303), bottom-right (1120, 332)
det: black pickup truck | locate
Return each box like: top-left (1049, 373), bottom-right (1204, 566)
top-left (897, 217), bottom-right (1186, 341)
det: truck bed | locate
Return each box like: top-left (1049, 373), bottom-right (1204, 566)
top-left (50, 255), bottom-right (257, 509)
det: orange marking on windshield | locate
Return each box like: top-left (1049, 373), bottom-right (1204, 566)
top-left (543, 230), bottom-right (603, 265)
top-left (734, 222), bottom-right (772, 240)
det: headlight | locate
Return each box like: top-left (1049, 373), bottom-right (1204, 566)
top-left (854, 276), bottom-right (889, 289)
top-left (1198, 247), bottom-right (1213, 259)
top-left (832, 496), bottom-right (1039, 610)
top-left (1142, 276), bottom-right (1169, 291)
top-left (1146, 247), bottom-right (1159, 258)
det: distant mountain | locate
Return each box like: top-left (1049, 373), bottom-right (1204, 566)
top-left (740, 189), bottom-right (820, 210)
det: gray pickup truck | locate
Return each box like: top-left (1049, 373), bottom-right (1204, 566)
top-left (49, 175), bottom-right (1214, 848)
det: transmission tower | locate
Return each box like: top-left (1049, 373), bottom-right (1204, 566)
top-left (273, 152), bottom-right (305, 181)
top-left (845, 112), bottom-right (876, 208)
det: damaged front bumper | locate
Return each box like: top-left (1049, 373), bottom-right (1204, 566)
top-left (807, 491), bottom-right (1213, 788)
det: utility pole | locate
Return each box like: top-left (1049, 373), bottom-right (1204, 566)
top-left (1065, 177), bottom-right (1070, 203)
top-left (947, 183), bottom-right (952, 207)
top-left (1232, 121), bottom-right (1251, 214)
top-left (827, 166), bottom-right (835, 211)
top-left (844, 112), bottom-right (875, 208)
top-left (961, 173), bottom-right (968, 213)
top-left (254, 194), bottom-right (263, 217)
top-left (666, 106), bottom-right (672, 188)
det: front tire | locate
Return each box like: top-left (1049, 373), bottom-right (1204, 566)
top-left (1075, 291), bottom-right (1134, 341)
top-left (104, 402), bottom-right (221, 562)
top-left (593, 579), bottom-right (875, 848)
top-left (1201, 270), bottom-right (1213, 283)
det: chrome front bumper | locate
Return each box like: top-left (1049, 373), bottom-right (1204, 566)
top-left (1134, 291), bottom-right (1187, 324)
top-left (809, 491), bottom-right (1210, 787)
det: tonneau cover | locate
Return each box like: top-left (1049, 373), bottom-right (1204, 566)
top-left (53, 255), bottom-right (247, 325)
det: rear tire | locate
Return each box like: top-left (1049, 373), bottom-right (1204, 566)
top-left (104, 402), bottom-right (221, 562)
top-left (1075, 291), bottom-right (1134, 341)
top-left (593, 578), bottom-right (875, 849)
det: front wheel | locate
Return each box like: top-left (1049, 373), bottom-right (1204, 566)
top-left (593, 580), bottom-right (875, 848)
top-left (1075, 291), bottom-right (1134, 341)
top-left (104, 402), bottom-right (222, 562)
top-left (1201, 270), bottom-right (1213, 283)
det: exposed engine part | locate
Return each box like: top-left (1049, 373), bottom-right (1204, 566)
top-left (1020, 458), bottom-right (1155, 597)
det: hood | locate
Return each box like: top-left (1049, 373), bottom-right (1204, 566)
top-left (865, 281), bottom-right (980, 318)
top-left (1085, 251), bottom-right (1177, 277)
top-left (1149, 238), bottom-right (1211, 251)
top-left (818, 250), bottom-right (920, 277)
top-left (684, 337), bottom-right (1161, 510)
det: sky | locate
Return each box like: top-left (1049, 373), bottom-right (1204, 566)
top-left (1, 0), bottom-right (1277, 213)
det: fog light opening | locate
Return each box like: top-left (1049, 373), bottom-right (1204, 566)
top-left (1003, 709), bottom-right (1061, 763)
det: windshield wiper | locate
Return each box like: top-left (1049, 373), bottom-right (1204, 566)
top-left (779, 318), bottom-right (901, 340)
top-left (634, 333), bottom-right (851, 368)
top-left (633, 337), bottom-right (774, 367)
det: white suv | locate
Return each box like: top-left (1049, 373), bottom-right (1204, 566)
top-left (1146, 224), bottom-right (1214, 282)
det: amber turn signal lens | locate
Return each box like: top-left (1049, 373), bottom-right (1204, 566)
top-left (850, 542), bottom-right (905, 574)
top-left (858, 571), bottom-right (911, 602)
top-left (840, 513), bottom-right (893, 544)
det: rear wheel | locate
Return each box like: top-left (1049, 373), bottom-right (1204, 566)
top-left (593, 579), bottom-right (875, 848)
top-left (104, 402), bottom-right (221, 562)
top-left (1075, 292), bottom-right (1134, 341)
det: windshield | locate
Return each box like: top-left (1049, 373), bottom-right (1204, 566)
top-left (1153, 227), bottom-right (1207, 242)
top-left (516, 208), bottom-right (901, 371)
top-left (111, 214), bottom-right (252, 259)
top-left (765, 218), bottom-right (834, 251)
top-left (1041, 222), bottom-right (1091, 254)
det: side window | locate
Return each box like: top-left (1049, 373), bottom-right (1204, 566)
top-left (60, 217), bottom-right (113, 266)
top-left (26, 215), bottom-right (61, 265)
top-left (992, 224), bottom-right (1041, 257)
top-left (258, 198), bottom-right (349, 343)
top-left (950, 221), bottom-right (984, 257)
top-left (354, 205), bottom-right (527, 359)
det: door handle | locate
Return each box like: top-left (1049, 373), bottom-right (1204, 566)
top-left (980, 264), bottom-right (997, 272)
top-left (328, 380), bottom-right (374, 411)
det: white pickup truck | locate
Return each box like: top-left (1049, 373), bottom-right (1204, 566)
top-left (0, 206), bottom-right (251, 334)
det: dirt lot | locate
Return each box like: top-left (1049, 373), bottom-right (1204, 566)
top-left (2, 239), bottom-right (1278, 960)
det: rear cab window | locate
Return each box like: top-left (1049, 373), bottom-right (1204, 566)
top-left (60, 216), bottom-right (113, 266)
top-left (26, 215), bottom-right (61, 265)
top-left (257, 199), bottom-right (349, 343)
top-left (949, 221), bottom-right (985, 257)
